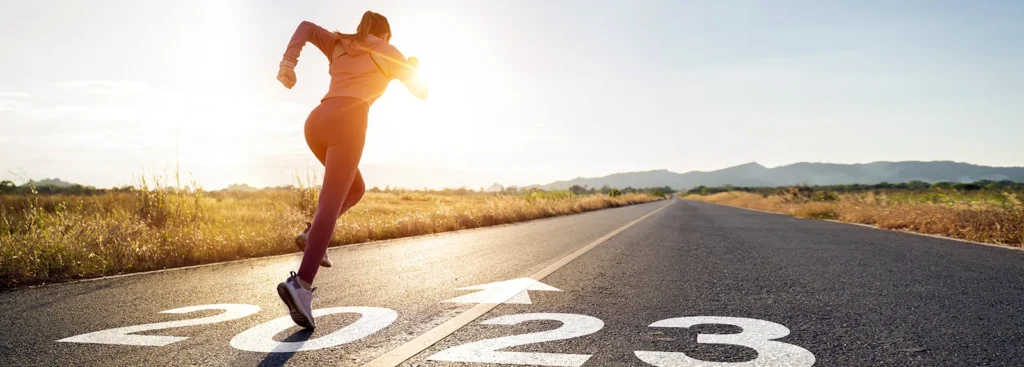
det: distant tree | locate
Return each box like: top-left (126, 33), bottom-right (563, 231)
top-left (113, 185), bottom-right (135, 192)
top-left (687, 185), bottom-right (707, 195)
top-left (992, 180), bottom-right (1015, 190)
top-left (672, 180), bottom-right (1022, 198)
top-left (931, 182), bottom-right (952, 190)
top-left (952, 183), bottom-right (982, 191)
top-left (568, 185), bottom-right (588, 195)
top-left (907, 180), bottom-right (929, 190)
top-left (0, 180), bottom-right (15, 194)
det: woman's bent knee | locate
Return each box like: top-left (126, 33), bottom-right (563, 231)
top-left (348, 177), bottom-right (366, 204)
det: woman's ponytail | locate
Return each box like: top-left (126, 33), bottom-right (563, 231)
top-left (336, 11), bottom-right (391, 42)
top-left (355, 11), bottom-right (375, 40)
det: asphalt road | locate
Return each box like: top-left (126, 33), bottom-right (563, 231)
top-left (2, 198), bottom-right (1023, 366)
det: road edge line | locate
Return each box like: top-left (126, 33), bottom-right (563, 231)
top-left (685, 199), bottom-right (1024, 252)
top-left (360, 199), bottom-right (675, 367)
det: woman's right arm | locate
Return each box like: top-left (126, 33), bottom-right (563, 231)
top-left (278, 21), bottom-right (337, 88)
top-left (280, 21), bottom-right (338, 68)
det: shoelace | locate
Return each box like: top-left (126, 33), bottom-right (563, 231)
top-left (287, 271), bottom-right (318, 295)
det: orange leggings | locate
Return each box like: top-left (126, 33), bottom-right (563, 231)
top-left (297, 97), bottom-right (368, 284)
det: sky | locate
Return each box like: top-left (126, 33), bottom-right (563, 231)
top-left (1, 0), bottom-right (1022, 190)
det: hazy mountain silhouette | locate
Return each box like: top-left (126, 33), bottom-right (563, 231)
top-left (225, 183), bottom-right (259, 192)
top-left (541, 161), bottom-right (1024, 190)
top-left (19, 178), bottom-right (78, 188)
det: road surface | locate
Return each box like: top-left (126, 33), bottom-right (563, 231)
top-left (2, 198), bottom-right (1023, 366)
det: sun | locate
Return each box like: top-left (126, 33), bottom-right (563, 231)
top-left (358, 11), bottom-right (524, 169)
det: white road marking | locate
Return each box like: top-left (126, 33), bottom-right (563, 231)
top-left (634, 316), bottom-right (816, 366)
top-left (229, 307), bottom-right (397, 353)
top-left (427, 313), bottom-right (603, 366)
top-left (443, 278), bottom-right (561, 304)
top-left (57, 304), bottom-right (261, 347)
top-left (361, 199), bottom-right (674, 367)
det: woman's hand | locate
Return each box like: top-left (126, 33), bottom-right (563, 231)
top-left (400, 57), bottom-right (427, 100)
top-left (277, 66), bottom-right (297, 89)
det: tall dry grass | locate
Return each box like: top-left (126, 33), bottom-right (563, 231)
top-left (685, 190), bottom-right (1024, 247)
top-left (0, 181), bottom-right (662, 288)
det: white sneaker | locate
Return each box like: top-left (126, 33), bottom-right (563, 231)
top-left (296, 222), bottom-right (333, 267)
top-left (276, 272), bottom-right (316, 329)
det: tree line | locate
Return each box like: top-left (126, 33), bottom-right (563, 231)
top-left (0, 179), bottom-right (677, 197)
top-left (0, 180), bottom-right (137, 195)
top-left (686, 179), bottom-right (1024, 196)
top-left (569, 185), bottom-right (675, 197)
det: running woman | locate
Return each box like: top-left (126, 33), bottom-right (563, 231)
top-left (275, 11), bottom-right (427, 329)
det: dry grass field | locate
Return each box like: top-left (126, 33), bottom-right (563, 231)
top-left (0, 180), bottom-right (663, 288)
top-left (686, 188), bottom-right (1024, 247)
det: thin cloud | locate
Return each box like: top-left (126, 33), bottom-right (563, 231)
top-left (0, 92), bottom-right (32, 98)
top-left (525, 136), bottom-right (567, 142)
top-left (52, 80), bottom-right (154, 96)
top-left (0, 98), bottom-right (30, 114)
top-left (1, 82), bottom-right (321, 189)
top-left (0, 92), bottom-right (32, 113)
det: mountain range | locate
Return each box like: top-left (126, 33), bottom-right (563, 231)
top-left (541, 161), bottom-right (1024, 190)
top-left (16, 178), bottom-right (78, 188)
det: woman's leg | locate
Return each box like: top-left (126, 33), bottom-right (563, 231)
top-left (309, 159), bottom-right (363, 220)
top-left (307, 134), bottom-right (363, 220)
top-left (338, 170), bottom-right (365, 218)
top-left (297, 144), bottom-right (364, 285)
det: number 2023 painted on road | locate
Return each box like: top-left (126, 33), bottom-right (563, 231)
top-left (58, 305), bottom-right (815, 366)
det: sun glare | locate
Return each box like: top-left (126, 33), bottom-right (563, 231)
top-left (362, 14), bottom-right (517, 167)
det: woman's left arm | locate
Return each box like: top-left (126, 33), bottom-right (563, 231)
top-left (384, 46), bottom-right (428, 100)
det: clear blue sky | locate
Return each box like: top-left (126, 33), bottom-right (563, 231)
top-left (1, 0), bottom-right (1022, 189)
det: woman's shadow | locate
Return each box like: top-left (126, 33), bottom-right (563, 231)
top-left (257, 329), bottom-right (315, 367)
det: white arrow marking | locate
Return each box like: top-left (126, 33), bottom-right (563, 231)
top-left (443, 278), bottom-right (561, 304)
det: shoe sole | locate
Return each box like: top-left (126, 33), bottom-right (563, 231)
top-left (295, 234), bottom-right (333, 268)
top-left (277, 282), bottom-right (315, 329)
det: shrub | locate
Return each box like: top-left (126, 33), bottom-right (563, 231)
top-left (811, 191), bottom-right (840, 202)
